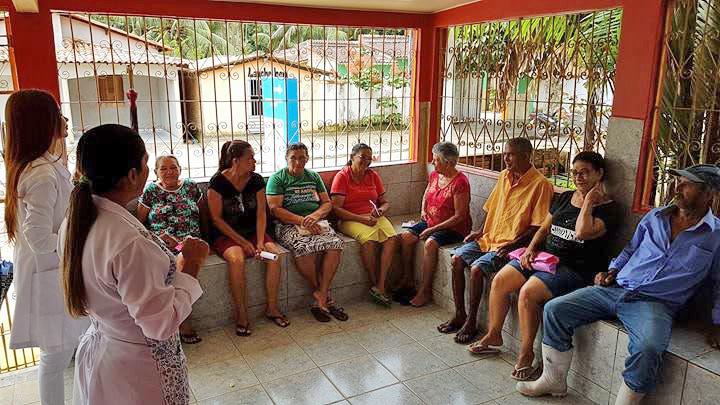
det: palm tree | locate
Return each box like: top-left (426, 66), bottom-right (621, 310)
top-left (93, 16), bottom-right (371, 59)
top-left (654, 0), bottom-right (720, 206)
top-left (452, 9), bottom-right (622, 150)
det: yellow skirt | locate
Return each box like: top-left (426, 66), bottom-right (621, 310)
top-left (339, 216), bottom-right (397, 244)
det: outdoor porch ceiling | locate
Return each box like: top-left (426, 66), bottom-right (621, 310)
top-left (11, 0), bottom-right (38, 13)
top-left (210, 0), bottom-right (477, 13)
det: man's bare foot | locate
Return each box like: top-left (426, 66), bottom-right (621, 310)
top-left (409, 292), bottom-right (431, 307)
top-left (437, 314), bottom-right (466, 334)
top-left (453, 320), bottom-right (478, 344)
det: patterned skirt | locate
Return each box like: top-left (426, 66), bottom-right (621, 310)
top-left (274, 223), bottom-right (344, 257)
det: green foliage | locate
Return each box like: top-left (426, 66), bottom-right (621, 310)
top-left (92, 15), bottom-right (397, 60)
top-left (349, 67), bottom-right (383, 91)
top-left (376, 96), bottom-right (398, 111)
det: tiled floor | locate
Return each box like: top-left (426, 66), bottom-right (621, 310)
top-left (0, 301), bottom-right (595, 405)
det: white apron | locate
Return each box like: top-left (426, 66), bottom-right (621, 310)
top-left (65, 196), bottom-right (202, 405)
top-left (9, 153), bottom-right (89, 353)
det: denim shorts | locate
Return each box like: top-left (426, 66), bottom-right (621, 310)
top-left (507, 259), bottom-right (588, 298)
top-left (452, 241), bottom-right (505, 273)
top-left (406, 220), bottom-right (464, 246)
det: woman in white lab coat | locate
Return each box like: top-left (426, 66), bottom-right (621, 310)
top-left (3, 90), bottom-right (89, 405)
top-left (60, 124), bottom-right (207, 405)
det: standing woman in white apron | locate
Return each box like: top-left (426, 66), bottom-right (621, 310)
top-left (60, 124), bottom-right (206, 405)
top-left (3, 90), bottom-right (90, 404)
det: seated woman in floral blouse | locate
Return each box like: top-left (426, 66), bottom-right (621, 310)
top-left (137, 155), bottom-right (206, 344)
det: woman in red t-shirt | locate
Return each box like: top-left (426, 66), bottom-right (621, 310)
top-left (398, 142), bottom-right (471, 307)
top-left (331, 144), bottom-right (398, 306)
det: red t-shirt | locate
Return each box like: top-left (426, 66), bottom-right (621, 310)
top-left (330, 166), bottom-right (385, 215)
top-left (424, 170), bottom-right (471, 236)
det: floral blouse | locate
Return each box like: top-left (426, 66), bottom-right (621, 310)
top-left (138, 178), bottom-right (202, 240)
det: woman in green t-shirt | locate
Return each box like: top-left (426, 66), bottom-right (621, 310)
top-left (266, 143), bottom-right (348, 323)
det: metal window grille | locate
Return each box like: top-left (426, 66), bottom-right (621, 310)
top-left (439, 9), bottom-right (622, 188)
top-left (53, 13), bottom-right (417, 180)
top-left (645, 0), bottom-right (720, 207)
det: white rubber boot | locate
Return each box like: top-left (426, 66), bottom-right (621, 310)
top-left (516, 344), bottom-right (573, 397)
top-left (615, 381), bottom-right (645, 405)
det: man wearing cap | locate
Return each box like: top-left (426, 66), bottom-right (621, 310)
top-left (517, 164), bottom-right (720, 405)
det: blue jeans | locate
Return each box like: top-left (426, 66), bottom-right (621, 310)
top-left (543, 286), bottom-right (674, 393)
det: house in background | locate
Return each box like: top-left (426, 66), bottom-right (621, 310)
top-left (193, 52), bottom-right (339, 137)
top-left (276, 34), bottom-right (414, 129)
top-left (51, 14), bottom-right (186, 141)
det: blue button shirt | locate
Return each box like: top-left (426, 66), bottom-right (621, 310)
top-left (609, 206), bottom-right (720, 323)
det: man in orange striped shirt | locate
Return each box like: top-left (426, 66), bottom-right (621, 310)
top-left (437, 138), bottom-right (554, 344)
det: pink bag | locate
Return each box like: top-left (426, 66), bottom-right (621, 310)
top-left (508, 247), bottom-right (559, 274)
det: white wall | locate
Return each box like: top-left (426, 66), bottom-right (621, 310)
top-left (65, 67), bottom-right (182, 137)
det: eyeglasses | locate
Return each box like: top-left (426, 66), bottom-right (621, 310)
top-left (570, 169), bottom-right (593, 178)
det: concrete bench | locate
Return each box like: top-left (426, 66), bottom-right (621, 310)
top-left (189, 214), bottom-right (421, 331)
top-left (427, 243), bottom-right (720, 405)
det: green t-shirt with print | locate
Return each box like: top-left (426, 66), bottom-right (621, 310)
top-left (266, 168), bottom-right (326, 216)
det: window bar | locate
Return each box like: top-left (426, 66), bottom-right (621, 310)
top-left (281, 23), bottom-right (290, 170)
top-left (401, 29), bottom-right (410, 162)
top-left (102, 14), bottom-right (122, 124)
top-left (65, 15), bottom-right (87, 136)
top-left (152, 16), bottom-right (175, 158)
top-left (465, 25), bottom-right (476, 165)
top-left (237, 21), bottom-right (250, 143)
top-left (253, 21), bottom-right (265, 170)
top-left (189, 18), bottom-right (209, 177)
top-left (321, 25), bottom-right (330, 167)
top-left (457, 26), bottom-right (471, 166)
top-left (135, 15), bottom-right (159, 158)
top-left (223, 20), bottom-right (236, 142)
top-left (205, 19), bottom-right (221, 168)
top-left (330, 27), bottom-right (338, 166)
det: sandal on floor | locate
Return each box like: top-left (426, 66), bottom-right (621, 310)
top-left (467, 342), bottom-right (502, 355)
top-left (370, 287), bottom-right (392, 308)
top-left (180, 332), bottom-right (202, 344)
top-left (511, 364), bottom-right (540, 381)
top-left (392, 287), bottom-right (416, 305)
top-left (327, 301), bottom-right (349, 321)
top-left (310, 306), bottom-right (332, 323)
top-left (235, 324), bottom-right (252, 337)
top-left (266, 313), bottom-right (290, 328)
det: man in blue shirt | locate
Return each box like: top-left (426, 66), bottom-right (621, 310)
top-left (517, 164), bottom-right (720, 405)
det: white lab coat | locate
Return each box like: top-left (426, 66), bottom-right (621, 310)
top-left (9, 153), bottom-right (89, 353)
top-left (64, 195), bottom-right (202, 405)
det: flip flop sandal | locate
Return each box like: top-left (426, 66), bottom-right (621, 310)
top-left (266, 314), bottom-right (290, 328)
top-left (310, 306), bottom-right (332, 322)
top-left (510, 365), bottom-right (540, 381)
top-left (180, 332), bottom-right (202, 344)
top-left (235, 324), bottom-right (252, 337)
top-left (327, 302), bottom-right (349, 321)
top-left (369, 287), bottom-right (392, 308)
top-left (467, 342), bottom-right (502, 355)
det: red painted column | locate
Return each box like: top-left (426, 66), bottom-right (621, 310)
top-left (8, 8), bottom-right (60, 99)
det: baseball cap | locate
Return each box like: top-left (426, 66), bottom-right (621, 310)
top-left (668, 164), bottom-right (720, 191)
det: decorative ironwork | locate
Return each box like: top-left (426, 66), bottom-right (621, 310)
top-left (53, 13), bottom-right (416, 179)
top-left (439, 10), bottom-right (621, 187)
top-left (647, 0), bottom-right (720, 207)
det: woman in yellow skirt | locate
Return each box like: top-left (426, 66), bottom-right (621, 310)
top-left (331, 144), bottom-right (397, 306)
